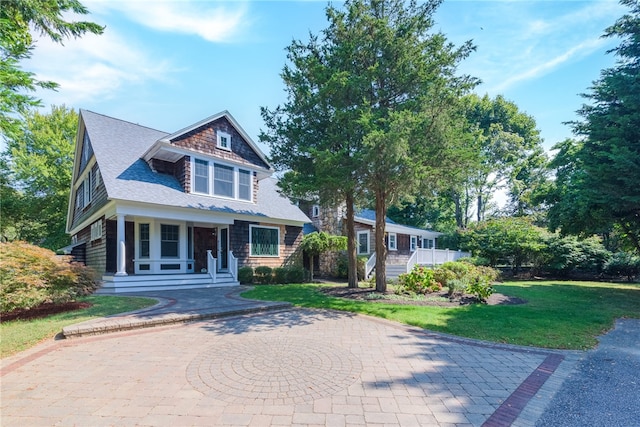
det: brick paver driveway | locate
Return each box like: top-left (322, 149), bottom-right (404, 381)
top-left (1, 308), bottom-right (577, 426)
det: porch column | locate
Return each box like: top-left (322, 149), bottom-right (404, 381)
top-left (115, 214), bottom-right (128, 276)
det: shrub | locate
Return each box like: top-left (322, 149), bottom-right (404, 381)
top-left (397, 266), bottom-right (442, 294)
top-left (286, 266), bottom-right (308, 283)
top-left (238, 266), bottom-right (254, 284)
top-left (436, 261), bottom-right (498, 301)
top-left (447, 278), bottom-right (468, 298)
top-left (0, 241), bottom-right (99, 314)
top-left (542, 235), bottom-right (611, 277)
top-left (335, 254), bottom-right (367, 280)
top-left (466, 281), bottom-right (495, 303)
top-left (253, 266), bottom-right (273, 284)
top-left (273, 267), bottom-right (288, 284)
top-left (604, 252), bottom-right (640, 281)
top-left (461, 256), bottom-right (491, 266)
top-left (433, 267), bottom-right (456, 288)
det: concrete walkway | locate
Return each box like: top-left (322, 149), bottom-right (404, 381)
top-left (1, 287), bottom-right (584, 426)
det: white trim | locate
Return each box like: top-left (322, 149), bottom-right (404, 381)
top-left (422, 237), bottom-right (434, 249)
top-left (216, 130), bottom-right (232, 151)
top-left (357, 230), bottom-right (370, 255)
top-left (354, 215), bottom-right (441, 239)
top-left (410, 235), bottom-right (417, 252)
top-left (90, 219), bottom-right (103, 241)
top-left (190, 157), bottom-right (254, 203)
top-left (249, 224), bottom-right (280, 257)
top-left (388, 232), bottom-right (397, 251)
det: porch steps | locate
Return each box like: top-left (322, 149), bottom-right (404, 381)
top-left (96, 273), bottom-right (239, 294)
top-left (385, 264), bottom-right (408, 280)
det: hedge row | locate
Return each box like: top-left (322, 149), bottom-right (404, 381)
top-left (238, 265), bottom-right (310, 285)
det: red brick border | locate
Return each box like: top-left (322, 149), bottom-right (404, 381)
top-left (482, 353), bottom-right (565, 427)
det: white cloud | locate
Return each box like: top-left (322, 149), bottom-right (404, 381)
top-left (87, 0), bottom-right (249, 43)
top-left (488, 37), bottom-right (608, 93)
top-left (462, 1), bottom-right (625, 94)
top-left (25, 29), bottom-right (177, 107)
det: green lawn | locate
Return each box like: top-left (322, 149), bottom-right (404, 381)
top-left (1, 295), bottom-right (157, 358)
top-left (242, 280), bottom-right (640, 350)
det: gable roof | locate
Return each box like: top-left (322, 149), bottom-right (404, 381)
top-left (163, 110), bottom-right (271, 169)
top-left (77, 109), bottom-right (309, 226)
top-left (355, 208), bottom-right (441, 238)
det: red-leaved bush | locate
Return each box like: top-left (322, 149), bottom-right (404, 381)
top-left (0, 241), bottom-right (98, 315)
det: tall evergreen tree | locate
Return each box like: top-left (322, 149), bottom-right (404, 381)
top-left (0, 0), bottom-right (103, 135)
top-left (549, 0), bottom-right (640, 252)
top-left (263, 0), bottom-right (477, 292)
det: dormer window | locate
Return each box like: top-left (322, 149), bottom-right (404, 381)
top-left (217, 131), bottom-right (231, 151)
top-left (191, 157), bottom-right (253, 202)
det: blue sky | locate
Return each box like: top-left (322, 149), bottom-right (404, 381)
top-left (25, 0), bottom-right (625, 154)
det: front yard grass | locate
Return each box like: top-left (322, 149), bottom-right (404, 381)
top-left (242, 280), bottom-right (640, 350)
top-left (1, 295), bottom-right (157, 358)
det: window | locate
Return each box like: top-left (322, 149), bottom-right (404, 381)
top-left (217, 131), bottom-right (231, 150)
top-left (250, 225), bottom-right (280, 256)
top-left (410, 236), bottom-right (417, 252)
top-left (312, 205), bottom-right (320, 218)
top-left (90, 220), bottom-right (103, 241)
top-left (423, 238), bottom-right (434, 249)
top-left (76, 183), bottom-right (84, 210)
top-left (194, 159), bottom-right (209, 193)
top-left (238, 169), bottom-right (251, 201)
top-left (357, 231), bottom-right (370, 255)
top-left (83, 172), bottom-right (92, 206)
top-left (191, 158), bottom-right (253, 202)
top-left (139, 224), bottom-right (150, 258)
top-left (161, 224), bottom-right (179, 258)
top-left (214, 164), bottom-right (234, 197)
top-left (388, 233), bottom-right (397, 251)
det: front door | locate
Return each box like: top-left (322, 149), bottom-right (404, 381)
top-left (218, 227), bottom-right (228, 271)
top-left (194, 227), bottom-right (216, 273)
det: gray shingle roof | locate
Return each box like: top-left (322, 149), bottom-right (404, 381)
top-left (81, 110), bottom-right (310, 224)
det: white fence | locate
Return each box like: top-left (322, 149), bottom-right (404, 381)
top-left (406, 248), bottom-right (471, 273)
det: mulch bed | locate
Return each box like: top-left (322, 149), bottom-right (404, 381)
top-left (1, 302), bottom-right (93, 322)
top-left (320, 286), bottom-right (527, 307)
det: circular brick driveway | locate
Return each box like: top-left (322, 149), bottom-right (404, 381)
top-left (1, 308), bottom-right (578, 426)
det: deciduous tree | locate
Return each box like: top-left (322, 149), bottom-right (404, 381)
top-left (2, 105), bottom-right (77, 249)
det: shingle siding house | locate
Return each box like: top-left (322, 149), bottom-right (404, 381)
top-left (66, 110), bottom-right (310, 293)
top-left (303, 204), bottom-right (470, 279)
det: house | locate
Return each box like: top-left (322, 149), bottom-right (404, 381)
top-left (303, 204), bottom-right (470, 279)
top-left (65, 110), bottom-right (310, 293)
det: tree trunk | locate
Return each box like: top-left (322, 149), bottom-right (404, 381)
top-left (454, 191), bottom-right (463, 228)
top-left (346, 192), bottom-right (358, 288)
top-left (375, 190), bottom-right (387, 292)
top-left (477, 193), bottom-right (483, 222)
top-left (309, 255), bottom-right (315, 282)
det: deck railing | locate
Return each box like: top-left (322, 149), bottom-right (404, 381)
top-left (229, 251), bottom-right (238, 282)
top-left (207, 250), bottom-right (217, 283)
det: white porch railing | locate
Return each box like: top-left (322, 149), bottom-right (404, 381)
top-left (373, 248), bottom-right (473, 278)
top-left (414, 248), bottom-right (471, 266)
top-left (229, 251), bottom-right (238, 282)
top-left (406, 250), bottom-right (418, 274)
top-left (365, 252), bottom-right (376, 279)
top-left (207, 250), bottom-right (217, 283)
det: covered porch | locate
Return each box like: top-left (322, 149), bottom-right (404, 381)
top-left (101, 207), bottom-right (239, 292)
